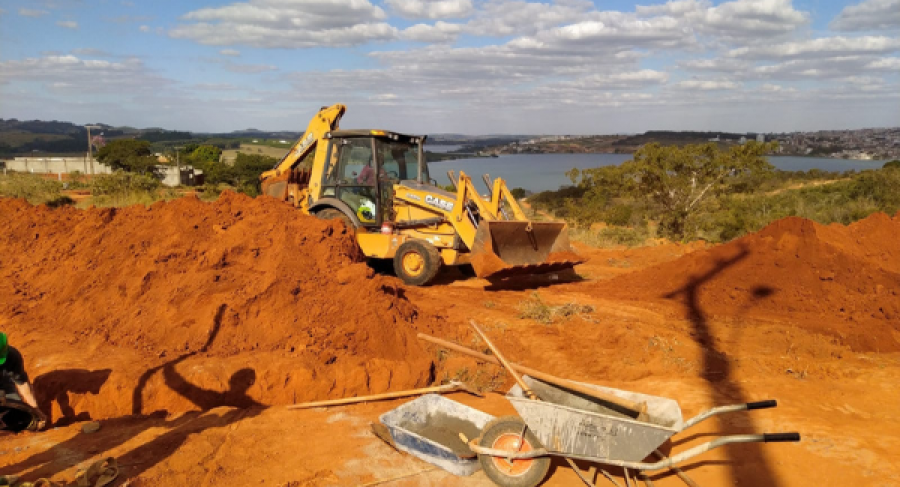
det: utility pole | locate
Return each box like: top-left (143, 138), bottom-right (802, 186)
top-left (85, 125), bottom-right (102, 175)
top-left (174, 146), bottom-right (183, 186)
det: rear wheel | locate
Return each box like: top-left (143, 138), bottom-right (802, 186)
top-left (393, 240), bottom-right (441, 286)
top-left (316, 208), bottom-right (355, 232)
top-left (478, 416), bottom-right (550, 487)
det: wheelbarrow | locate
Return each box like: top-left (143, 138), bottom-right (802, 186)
top-left (467, 376), bottom-right (801, 487)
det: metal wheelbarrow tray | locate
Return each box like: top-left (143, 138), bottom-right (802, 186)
top-left (469, 376), bottom-right (800, 472)
top-left (380, 394), bottom-right (496, 476)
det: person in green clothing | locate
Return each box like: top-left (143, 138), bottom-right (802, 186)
top-left (0, 332), bottom-right (46, 430)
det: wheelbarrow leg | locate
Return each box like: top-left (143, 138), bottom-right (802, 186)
top-left (564, 458), bottom-right (598, 486)
top-left (653, 449), bottom-right (700, 487)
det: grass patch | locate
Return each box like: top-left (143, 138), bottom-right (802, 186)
top-left (0, 172), bottom-right (74, 206)
top-left (517, 292), bottom-right (594, 324)
top-left (570, 227), bottom-right (650, 248)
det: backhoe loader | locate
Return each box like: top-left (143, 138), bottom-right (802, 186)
top-left (259, 104), bottom-right (583, 286)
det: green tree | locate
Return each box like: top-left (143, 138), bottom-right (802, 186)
top-left (190, 145), bottom-right (222, 164)
top-left (510, 187), bottom-right (528, 199)
top-left (579, 142), bottom-right (776, 240)
top-left (96, 139), bottom-right (160, 176)
top-left (884, 160), bottom-right (900, 169)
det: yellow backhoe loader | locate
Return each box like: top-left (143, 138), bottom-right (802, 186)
top-left (260, 104), bottom-right (583, 286)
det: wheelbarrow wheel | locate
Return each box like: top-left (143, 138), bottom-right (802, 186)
top-left (478, 416), bottom-right (550, 487)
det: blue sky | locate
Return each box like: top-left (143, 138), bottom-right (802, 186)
top-left (0, 0), bottom-right (898, 134)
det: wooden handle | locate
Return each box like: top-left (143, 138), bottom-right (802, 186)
top-left (287, 384), bottom-right (452, 410)
top-left (469, 321), bottom-right (538, 400)
top-left (418, 332), bottom-right (647, 417)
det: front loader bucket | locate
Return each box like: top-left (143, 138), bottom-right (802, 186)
top-left (469, 220), bottom-right (585, 280)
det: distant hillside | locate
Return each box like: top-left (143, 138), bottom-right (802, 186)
top-left (612, 131), bottom-right (748, 147)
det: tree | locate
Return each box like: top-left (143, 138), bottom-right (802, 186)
top-left (884, 160), bottom-right (900, 169)
top-left (575, 142), bottom-right (776, 240)
top-left (96, 140), bottom-right (160, 176)
top-left (189, 145), bottom-right (222, 164)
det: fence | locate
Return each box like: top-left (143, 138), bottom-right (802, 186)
top-left (1, 157), bottom-right (203, 187)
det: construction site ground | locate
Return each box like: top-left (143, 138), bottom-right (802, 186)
top-left (1, 195), bottom-right (898, 486)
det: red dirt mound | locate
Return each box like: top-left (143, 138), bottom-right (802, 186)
top-left (594, 213), bottom-right (900, 352)
top-left (0, 193), bottom-right (447, 419)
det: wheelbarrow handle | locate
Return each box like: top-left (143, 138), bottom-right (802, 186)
top-left (469, 432), bottom-right (802, 472)
top-left (764, 432), bottom-right (801, 442)
top-left (680, 399), bottom-right (780, 431)
top-left (746, 399), bottom-right (777, 410)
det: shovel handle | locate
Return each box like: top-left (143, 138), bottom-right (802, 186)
top-left (470, 321), bottom-right (538, 400)
top-left (418, 333), bottom-right (647, 417)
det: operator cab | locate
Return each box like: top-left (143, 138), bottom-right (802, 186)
top-left (321, 130), bottom-right (428, 228)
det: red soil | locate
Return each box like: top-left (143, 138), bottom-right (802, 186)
top-left (593, 212), bottom-right (900, 352)
top-left (0, 193), bottom-right (448, 420)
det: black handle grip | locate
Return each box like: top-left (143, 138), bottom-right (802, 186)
top-left (764, 433), bottom-right (800, 443)
top-left (746, 400), bottom-right (777, 410)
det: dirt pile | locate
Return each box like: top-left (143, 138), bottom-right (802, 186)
top-left (595, 212), bottom-right (900, 352)
top-left (0, 193), bottom-right (447, 418)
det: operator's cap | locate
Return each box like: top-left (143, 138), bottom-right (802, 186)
top-left (0, 332), bottom-right (7, 366)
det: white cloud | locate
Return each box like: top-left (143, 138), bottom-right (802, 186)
top-left (0, 55), bottom-right (170, 94)
top-left (831, 0), bottom-right (900, 31)
top-left (693, 0), bottom-right (808, 39)
top-left (19, 8), bottom-right (50, 17)
top-left (637, 0), bottom-right (708, 16)
top-left (71, 48), bottom-right (114, 57)
top-left (139, 25), bottom-right (151, 32)
top-left (554, 70), bottom-right (670, 90)
top-left (57, 20), bottom-right (79, 29)
top-left (170, 0), bottom-right (397, 48)
top-left (402, 21), bottom-right (463, 43)
top-left (729, 36), bottom-right (900, 59)
top-left (674, 79), bottom-right (740, 90)
top-left (866, 57), bottom-right (900, 69)
top-left (220, 49), bottom-right (241, 56)
top-left (387, 0), bottom-right (474, 19)
top-left (757, 83), bottom-right (796, 93)
top-left (680, 58), bottom-right (749, 72)
top-left (224, 63), bottom-right (277, 73)
top-left (465, 0), bottom-right (595, 37)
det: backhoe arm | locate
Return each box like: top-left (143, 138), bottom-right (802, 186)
top-left (260, 104), bottom-right (346, 181)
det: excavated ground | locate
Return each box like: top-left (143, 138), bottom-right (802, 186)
top-left (1, 199), bottom-right (898, 486)
top-left (0, 193), bottom-right (450, 420)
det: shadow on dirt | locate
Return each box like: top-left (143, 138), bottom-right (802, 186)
top-left (34, 368), bottom-right (112, 426)
top-left (3, 303), bottom-right (266, 484)
top-left (660, 244), bottom-right (784, 486)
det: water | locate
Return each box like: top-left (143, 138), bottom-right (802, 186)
top-left (429, 153), bottom-right (888, 192)
top-left (426, 144), bottom-right (464, 153)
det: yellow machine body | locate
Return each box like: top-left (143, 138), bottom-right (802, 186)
top-left (260, 104), bottom-right (583, 285)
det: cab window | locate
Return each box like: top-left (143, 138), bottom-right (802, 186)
top-left (378, 140), bottom-right (422, 181)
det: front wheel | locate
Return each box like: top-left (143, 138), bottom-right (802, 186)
top-left (393, 240), bottom-right (441, 286)
top-left (478, 416), bottom-right (550, 487)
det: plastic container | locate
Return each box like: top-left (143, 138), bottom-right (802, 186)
top-left (379, 394), bottom-right (495, 476)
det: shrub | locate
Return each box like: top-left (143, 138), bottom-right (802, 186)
top-left (0, 172), bottom-right (72, 206)
top-left (90, 171), bottom-right (162, 206)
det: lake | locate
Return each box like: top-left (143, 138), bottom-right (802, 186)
top-left (429, 153), bottom-right (888, 192)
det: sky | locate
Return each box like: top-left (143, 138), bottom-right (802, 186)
top-left (0, 0), bottom-right (898, 134)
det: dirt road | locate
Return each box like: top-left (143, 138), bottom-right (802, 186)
top-left (1, 198), bottom-right (898, 486)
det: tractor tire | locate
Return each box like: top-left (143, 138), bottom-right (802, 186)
top-left (393, 240), bottom-right (441, 286)
top-left (478, 416), bottom-right (551, 487)
top-left (316, 208), bottom-right (355, 233)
